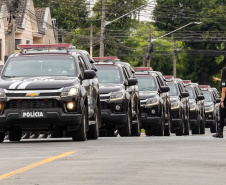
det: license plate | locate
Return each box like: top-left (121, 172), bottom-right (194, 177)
top-left (22, 111), bottom-right (45, 118)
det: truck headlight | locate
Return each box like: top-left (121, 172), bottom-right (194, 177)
top-left (190, 103), bottom-right (196, 111)
top-left (146, 97), bottom-right (159, 107)
top-left (171, 101), bottom-right (180, 110)
top-left (205, 105), bottom-right (214, 113)
top-left (61, 87), bottom-right (78, 97)
top-left (0, 89), bottom-right (6, 98)
top-left (110, 91), bottom-right (125, 101)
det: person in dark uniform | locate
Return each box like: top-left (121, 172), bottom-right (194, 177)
top-left (213, 67), bottom-right (226, 138)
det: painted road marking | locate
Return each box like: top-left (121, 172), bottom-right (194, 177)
top-left (0, 151), bottom-right (75, 181)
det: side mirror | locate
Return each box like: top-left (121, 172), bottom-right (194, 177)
top-left (160, 86), bottom-right (170, 93)
top-left (215, 98), bottom-right (221, 103)
top-left (181, 92), bottom-right (189, 98)
top-left (84, 70), bottom-right (95, 80)
top-left (128, 78), bottom-right (137, 86)
top-left (197, 95), bottom-right (205, 101)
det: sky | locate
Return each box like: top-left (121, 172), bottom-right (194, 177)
top-left (88, 0), bottom-right (156, 22)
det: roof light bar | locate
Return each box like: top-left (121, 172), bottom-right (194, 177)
top-left (199, 85), bottom-right (210, 88)
top-left (18, 44), bottom-right (72, 49)
top-left (183, 80), bottom-right (192, 83)
top-left (164, 75), bottom-right (174, 79)
top-left (92, 56), bottom-right (118, 61)
top-left (133, 67), bottom-right (153, 72)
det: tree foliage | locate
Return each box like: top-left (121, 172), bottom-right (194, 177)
top-left (153, 0), bottom-right (226, 85)
top-left (33, 0), bottom-right (89, 29)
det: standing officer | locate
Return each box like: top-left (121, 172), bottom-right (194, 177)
top-left (213, 67), bottom-right (226, 138)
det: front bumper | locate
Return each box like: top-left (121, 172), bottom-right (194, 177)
top-left (101, 109), bottom-right (127, 124)
top-left (0, 108), bottom-right (82, 132)
top-left (141, 113), bottom-right (161, 129)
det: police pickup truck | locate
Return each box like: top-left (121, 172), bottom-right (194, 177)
top-left (0, 44), bottom-right (100, 143)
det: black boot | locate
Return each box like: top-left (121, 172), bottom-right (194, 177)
top-left (212, 128), bottom-right (223, 138)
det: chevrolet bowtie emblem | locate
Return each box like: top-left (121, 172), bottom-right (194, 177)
top-left (26, 92), bottom-right (40, 97)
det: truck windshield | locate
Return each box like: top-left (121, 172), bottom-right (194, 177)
top-left (186, 87), bottom-right (195, 99)
top-left (3, 55), bottom-right (76, 77)
top-left (167, 82), bottom-right (179, 96)
top-left (96, 65), bottom-right (122, 84)
top-left (137, 76), bottom-right (157, 91)
top-left (202, 91), bottom-right (213, 102)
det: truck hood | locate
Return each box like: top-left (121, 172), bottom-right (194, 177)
top-left (204, 102), bottom-right (214, 107)
top-left (170, 96), bottom-right (179, 102)
top-left (139, 91), bottom-right (158, 100)
top-left (99, 84), bottom-right (124, 94)
top-left (0, 76), bottom-right (79, 90)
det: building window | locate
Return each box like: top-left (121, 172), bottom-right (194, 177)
top-left (15, 39), bottom-right (22, 50)
top-left (26, 40), bottom-right (30, 44)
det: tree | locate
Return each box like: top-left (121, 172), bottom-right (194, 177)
top-left (153, 0), bottom-right (226, 85)
top-left (33, 0), bottom-right (89, 29)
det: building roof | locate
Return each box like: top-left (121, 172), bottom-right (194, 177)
top-left (35, 8), bottom-right (46, 33)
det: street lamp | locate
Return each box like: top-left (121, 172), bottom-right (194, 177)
top-left (151, 22), bottom-right (202, 77)
top-left (151, 22), bottom-right (202, 42)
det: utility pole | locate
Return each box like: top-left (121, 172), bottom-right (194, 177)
top-left (143, 47), bottom-right (146, 67)
top-left (90, 24), bottom-right (93, 57)
top-left (173, 40), bottom-right (177, 78)
top-left (146, 26), bottom-right (152, 67)
top-left (8, 0), bottom-right (18, 58)
top-left (99, 0), bottom-right (106, 57)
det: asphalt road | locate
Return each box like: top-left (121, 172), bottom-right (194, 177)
top-left (1, 129), bottom-right (226, 185)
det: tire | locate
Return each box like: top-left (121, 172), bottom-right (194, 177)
top-left (87, 102), bottom-right (101, 140)
top-left (145, 129), bottom-right (152, 136)
top-left (200, 118), bottom-right (205, 135)
top-left (192, 114), bottom-right (200, 134)
top-left (72, 105), bottom-right (87, 141)
top-left (9, 127), bottom-right (22, 142)
top-left (176, 115), bottom-right (184, 136)
top-left (184, 115), bottom-right (190, 136)
top-left (131, 112), bottom-right (141, 136)
top-left (164, 109), bottom-right (171, 136)
top-left (154, 114), bottom-right (165, 136)
top-left (0, 132), bottom-right (4, 143)
top-left (119, 107), bottom-right (132, 137)
top-left (164, 124), bottom-right (170, 136)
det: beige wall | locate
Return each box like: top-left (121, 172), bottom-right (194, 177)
top-left (43, 8), bottom-right (55, 44)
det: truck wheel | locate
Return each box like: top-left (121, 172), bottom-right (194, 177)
top-left (154, 114), bottom-right (165, 136)
top-left (0, 132), bottom-right (5, 143)
top-left (87, 103), bottom-right (101, 140)
top-left (131, 112), bottom-right (141, 136)
top-left (72, 105), bottom-right (87, 141)
top-left (176, 118), bottom-right (184, 136)
top-left (184, 115), bottom-right (190, 135)
top-left (9, 127), bottom-right (22, 142)
top-left (119, 107), bottom-right (132, 137)
top-left (192, 115), bottom-right (200, 134)
top-left (210, 121), bottom-right (217, 133)
top-left (200, 118), bottom-right (205, 134)
top-left (164, 124), bottom-right (170, 136)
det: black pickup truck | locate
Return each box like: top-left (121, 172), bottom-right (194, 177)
top-left (0, 44), bottom-right (100, 143)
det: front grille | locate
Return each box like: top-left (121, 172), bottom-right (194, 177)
top-left (101, 101), bottom-right (109, 109)
top-left (6, 92), bottom-right (61, 97)
top-left (7, 99), bottom-right (60, 109)
top-left (171, 111), bottom-right (179, 118)
top-left (190, 112), bottom-right (197, 119)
